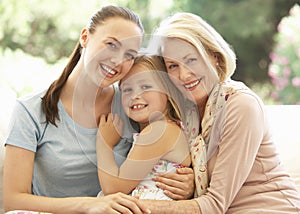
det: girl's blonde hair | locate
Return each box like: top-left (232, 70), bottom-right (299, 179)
top-left (121, 54), bottom-right (184, 122)
top-left (154, 12), bottom-right (236, 82)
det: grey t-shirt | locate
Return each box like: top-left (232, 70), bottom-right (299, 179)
top-left (4, 87), bottom-right (133, 197)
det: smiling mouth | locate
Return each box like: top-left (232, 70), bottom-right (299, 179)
top-left (100, 64), bottom-right (117, 76)
top-left (130, 104), bottom-right (147, 110)
top-left (183, 78), bottom-right (202, 90)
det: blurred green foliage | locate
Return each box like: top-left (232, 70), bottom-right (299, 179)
top-left (170, 0), bottom-right (299, 84)
top-left (0, 0), bottom-right (299, 104)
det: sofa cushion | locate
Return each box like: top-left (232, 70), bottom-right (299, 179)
top-left (265, 105), bottom-right (300, 191)
top-left (0, 105), bottom-right (299, 212)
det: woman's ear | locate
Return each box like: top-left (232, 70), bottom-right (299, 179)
top-left (80, 28), bottom-right (88, 48)
top-left (211, 53), bottom-right (220, 67)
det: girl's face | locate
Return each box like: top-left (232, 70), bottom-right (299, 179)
top-left (162, 38), bottom-right (219, 106)
top-left (121, 64), bottom-right (168, 129)
top-left (80, 17), bottom-right (143, 88)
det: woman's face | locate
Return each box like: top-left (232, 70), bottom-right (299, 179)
top-left (162, 38), bottom-right (218, 106)
top-left (81, 17), bottom-right (143, 88)
top-left (120, 64), bottom-right (168, 129)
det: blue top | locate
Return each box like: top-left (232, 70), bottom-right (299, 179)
top-left (4, 86), bottom-right (133, 197)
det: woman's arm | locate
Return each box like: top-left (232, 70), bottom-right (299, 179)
top-left (3, 145), bottom-right (150, 214)
top-left (195, 93), bottom-right (265, 213)
top-left (140, 199), bottom-right (201, 214)
top-left (97, 113), bottom-right (189, 196)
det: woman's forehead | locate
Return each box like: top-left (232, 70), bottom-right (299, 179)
top-left (162, 38), bottom-right (197, 60)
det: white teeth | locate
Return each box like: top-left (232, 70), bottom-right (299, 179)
top-left (184, 80), bottom-right (200, 89)
top-left (102, 65), bottom-right (116, 75)
top-left (132, 104), bottom-right (145, 109)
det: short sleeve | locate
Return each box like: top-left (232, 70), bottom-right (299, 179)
top-left (5, 100), bottom-right (42, 152)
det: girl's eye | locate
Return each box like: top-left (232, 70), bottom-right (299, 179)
top-left (122, 87), bottom-right (132, 93)
top-left (141, 85), bottom-right (152, 90)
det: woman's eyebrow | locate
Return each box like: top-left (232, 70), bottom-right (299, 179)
top-left (183, 53), bottom-right (193, 60)
top-left (108, 37), bottom-right (138, 54)
top-left (108, 37), bottom-right (121, 47)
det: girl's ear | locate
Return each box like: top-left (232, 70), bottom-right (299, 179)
top-left (80, 28), bottom-right (88, 48)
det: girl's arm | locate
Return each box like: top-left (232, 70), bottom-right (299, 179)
top-left (97, 113), bottom-right (189, 196)
top-left (3, 145), bottom-right (150, 214)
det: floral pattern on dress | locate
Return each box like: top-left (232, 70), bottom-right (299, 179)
top-left (131, 159), bottom-right (183, 200)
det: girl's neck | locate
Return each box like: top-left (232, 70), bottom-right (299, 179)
top-left (138, 122), bottom-right (149, 132)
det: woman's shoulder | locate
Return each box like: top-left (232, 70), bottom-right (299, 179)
top-left (13, 89), bottom-right (48, 122)
top-left (17, 89), bottom-right (47, 106)
top-left (218, 81), bottom-right (267, 126)
top-left (224, 80), bottom-right (264, 110)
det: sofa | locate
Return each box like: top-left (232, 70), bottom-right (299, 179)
top-left (1, 105), bottom-right (300, 213)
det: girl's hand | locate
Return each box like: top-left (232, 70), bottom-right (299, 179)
top-left (153, 167), bottom-right (195, 200)
top-left (98, 113), bottom-right (123, 148)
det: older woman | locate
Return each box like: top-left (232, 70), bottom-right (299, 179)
top-left (141, 12), bottom-right (300, 214)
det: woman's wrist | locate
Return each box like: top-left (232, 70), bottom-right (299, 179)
top-left (141, 199), bottom-right (201, 214)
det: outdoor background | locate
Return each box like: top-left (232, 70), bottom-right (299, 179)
top-left (0, 0), bottom-right (300, 104)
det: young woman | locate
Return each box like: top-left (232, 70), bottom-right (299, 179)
top-left (97, 55), bottom-right (196, 200)
top-left (3, 6), bottom-right (194, 214)
top-left (140, 12), bottom-right (300, 213)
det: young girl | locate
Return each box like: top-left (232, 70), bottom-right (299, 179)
top-left (97, 55), bottom-right (195, 200)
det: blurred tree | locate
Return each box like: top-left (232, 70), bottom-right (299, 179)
top-left (1, 0), bottom-right (298, 86)
top-left (0, 0), bottom-right (118, 63)
top-left (170, 0), bottom-right (299, 85)
top-left (0, 0), bottom-right (167, 63)
top-left (123, 0), bottom-right (173, 46)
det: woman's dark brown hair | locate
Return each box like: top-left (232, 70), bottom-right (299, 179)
top-left (41, 5), bottom-right (144, 126)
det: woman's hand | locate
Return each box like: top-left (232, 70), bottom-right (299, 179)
top-left (153, 167), bottom-right (195, 200)
top-left (98, 113), bottom-right (123, 148)
top-left (86, 193), bottom-right (151, 214)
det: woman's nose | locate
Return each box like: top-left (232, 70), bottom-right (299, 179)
top-left (179, 66), bottom-right (193, 81)
top-left (110, 52), bottom-right (124, 66)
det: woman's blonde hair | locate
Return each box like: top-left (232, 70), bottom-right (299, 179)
top-left (154, 12), bottom-right (236, 82)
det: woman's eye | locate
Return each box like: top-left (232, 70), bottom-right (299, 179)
top-left (124, 53), bottom-right (135, 60)
top-left (187, 58), bottom-right (197, 64)
top-left (107, 42), bottom-right (117, 49)
top-left (167, 64), bottom-right (178, 70)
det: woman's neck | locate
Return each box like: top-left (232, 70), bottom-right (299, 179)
top-left (197, 96), bottom-right (208, 132)
top-left (60, 64), bottom-right (114, 128)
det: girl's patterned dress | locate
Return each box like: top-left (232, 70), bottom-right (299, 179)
top-left (130, 133), bottom-right (184, 200)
